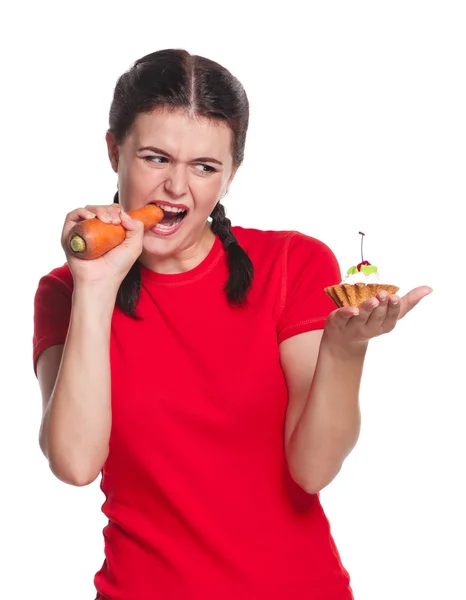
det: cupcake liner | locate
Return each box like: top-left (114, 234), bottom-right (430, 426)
top-left (324, 283), bottom-right (400, 308)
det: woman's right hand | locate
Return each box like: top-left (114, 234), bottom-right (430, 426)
top-left (61, 204), bottom-right (145, 288)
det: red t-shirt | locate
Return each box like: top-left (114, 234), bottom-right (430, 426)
top-left (33, 227), bottom-right (353, 600)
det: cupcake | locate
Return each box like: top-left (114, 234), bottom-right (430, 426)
top-left (325, 232), bottom-right (399, 308)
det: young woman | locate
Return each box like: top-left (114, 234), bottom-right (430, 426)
top-left (33, 48), bottom-right (431, 600)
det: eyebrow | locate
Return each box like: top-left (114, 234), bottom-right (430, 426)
top-left (138, 146), bottom-right (223, 166)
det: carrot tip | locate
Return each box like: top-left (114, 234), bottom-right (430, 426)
top-left (70, 235), bottom-right (86, 253)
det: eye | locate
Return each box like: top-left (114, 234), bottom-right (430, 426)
top-left (195, 164), bottom-right (216, 174)
top-left (143, 156), bottom-right (168, 164)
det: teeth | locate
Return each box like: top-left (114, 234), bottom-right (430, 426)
top-left (154, 217), bottom-right (183, 231)
top-left (154, 203), bottom-right (186, 214)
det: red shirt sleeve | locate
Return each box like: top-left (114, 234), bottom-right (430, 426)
top-left (277, 232), bottom-right (341, 344)
top-left (33, 265), bottom-right (73, 376)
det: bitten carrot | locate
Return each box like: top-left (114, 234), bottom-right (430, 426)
top-left (67, 204), bottom-right (164, 259)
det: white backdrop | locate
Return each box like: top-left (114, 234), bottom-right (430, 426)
top-left (1, 1), bottom-right (465, 599)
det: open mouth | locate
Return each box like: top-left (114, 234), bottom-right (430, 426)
top-left (151, 202), bottom-right (188, 232)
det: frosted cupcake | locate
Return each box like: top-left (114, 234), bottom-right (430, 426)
top-left (325, 232), bottom-right (399, 308)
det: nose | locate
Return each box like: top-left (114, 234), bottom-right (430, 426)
top-left (164, 164), bottom-right (188, 198)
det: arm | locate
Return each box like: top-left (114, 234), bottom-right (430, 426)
top-left (37, 284), bottom-right (117, 486)
top-left (35, 205), bottom-right (145, 486)
top-left (281, 285), bottom-right (432, 495)
top-left (281, 329), bottom-right (365, 495)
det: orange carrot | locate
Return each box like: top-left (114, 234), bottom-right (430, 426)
top-left (67, 204), bottom-right (164, 259)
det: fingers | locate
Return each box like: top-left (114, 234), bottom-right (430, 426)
top-left (329, 291), bottom-right (401, 340)
top-left (355, 296), bottom-right (381, 326)
top-left (63, 204), bottom-right (124, 239)
top-left (84, 204), bottom-right (122, 225)
top-left (364, 291), bottom-right (401, 333)
top-left (340, 296), bottom-right (382, 335)
top-left (381, 294), bottom-right (401, 331)
top-left (327, 305), bottom-right (359, 329)
top-left (65, 206), bottom-right (97, 224)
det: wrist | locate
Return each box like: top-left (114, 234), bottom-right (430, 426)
top-left (321, 331), bottom-right (369, 361)
top-left (72, 282), bottom-right (118, 314)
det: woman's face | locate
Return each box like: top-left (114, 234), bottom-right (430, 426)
top-left (106, 107), bottom-right (236, 258)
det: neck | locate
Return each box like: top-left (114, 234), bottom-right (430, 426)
top-left (139, 223), bottom-right (217, 275)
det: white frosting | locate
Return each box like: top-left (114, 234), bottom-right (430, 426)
top-left (342, 271), bottom-right (383, 285)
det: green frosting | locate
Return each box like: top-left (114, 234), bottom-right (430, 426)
top-left (361, 265), bottom-right (378, 275)
top-left (347, 265), bottom-right (378, 275)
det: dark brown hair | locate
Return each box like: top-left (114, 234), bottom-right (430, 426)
top-left (109, 49), bottom-right (253, 317)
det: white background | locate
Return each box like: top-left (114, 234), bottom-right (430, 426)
top-left (1, 1), bottom-right (465, 599)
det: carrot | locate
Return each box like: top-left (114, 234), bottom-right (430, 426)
top-left (67, 204), bottom-right (164, 259)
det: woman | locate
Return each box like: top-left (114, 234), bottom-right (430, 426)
top-left (33, 49), bottom-right (431, 599)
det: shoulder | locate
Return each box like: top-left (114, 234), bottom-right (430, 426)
top-left (33, 264), bottom-right (73, 377)
top-left (232, 226), bottom-right (337, 263)
top-left (35, 263), bottom-right (74, 297)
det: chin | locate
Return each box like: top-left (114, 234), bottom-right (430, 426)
top-left (142, 226), bottom-right (191, 255)
top-left (142, 235), bottom-right (178, 256)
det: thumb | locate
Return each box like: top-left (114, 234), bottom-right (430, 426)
top-left (398, 286), bottom-right (433, 319)
top-left (120, 211), bottom-right (145, 237)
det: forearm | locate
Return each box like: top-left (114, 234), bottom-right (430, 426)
top-left (40, 284), bottom-right (117, 485)
top-left (286, 334), bottom-right (367, 494)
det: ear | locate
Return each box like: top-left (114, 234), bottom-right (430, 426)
top-left (105, 130), bottom-right (119, 173)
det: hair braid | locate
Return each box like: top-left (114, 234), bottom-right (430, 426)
top-left (112, 192), bottom-right (142, 318)
top-left (210, 202), bottom-right (253, 306)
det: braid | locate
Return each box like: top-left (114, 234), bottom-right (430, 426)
top-left (210, 202), bottom-right (254, 306)
top-left (113, 191), bottom-right (142, 319)
top-left (116, 262), bottom-right (142, 319)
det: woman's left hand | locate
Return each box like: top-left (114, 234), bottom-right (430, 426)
top-left (324, 285), bottom-right (433, 347)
